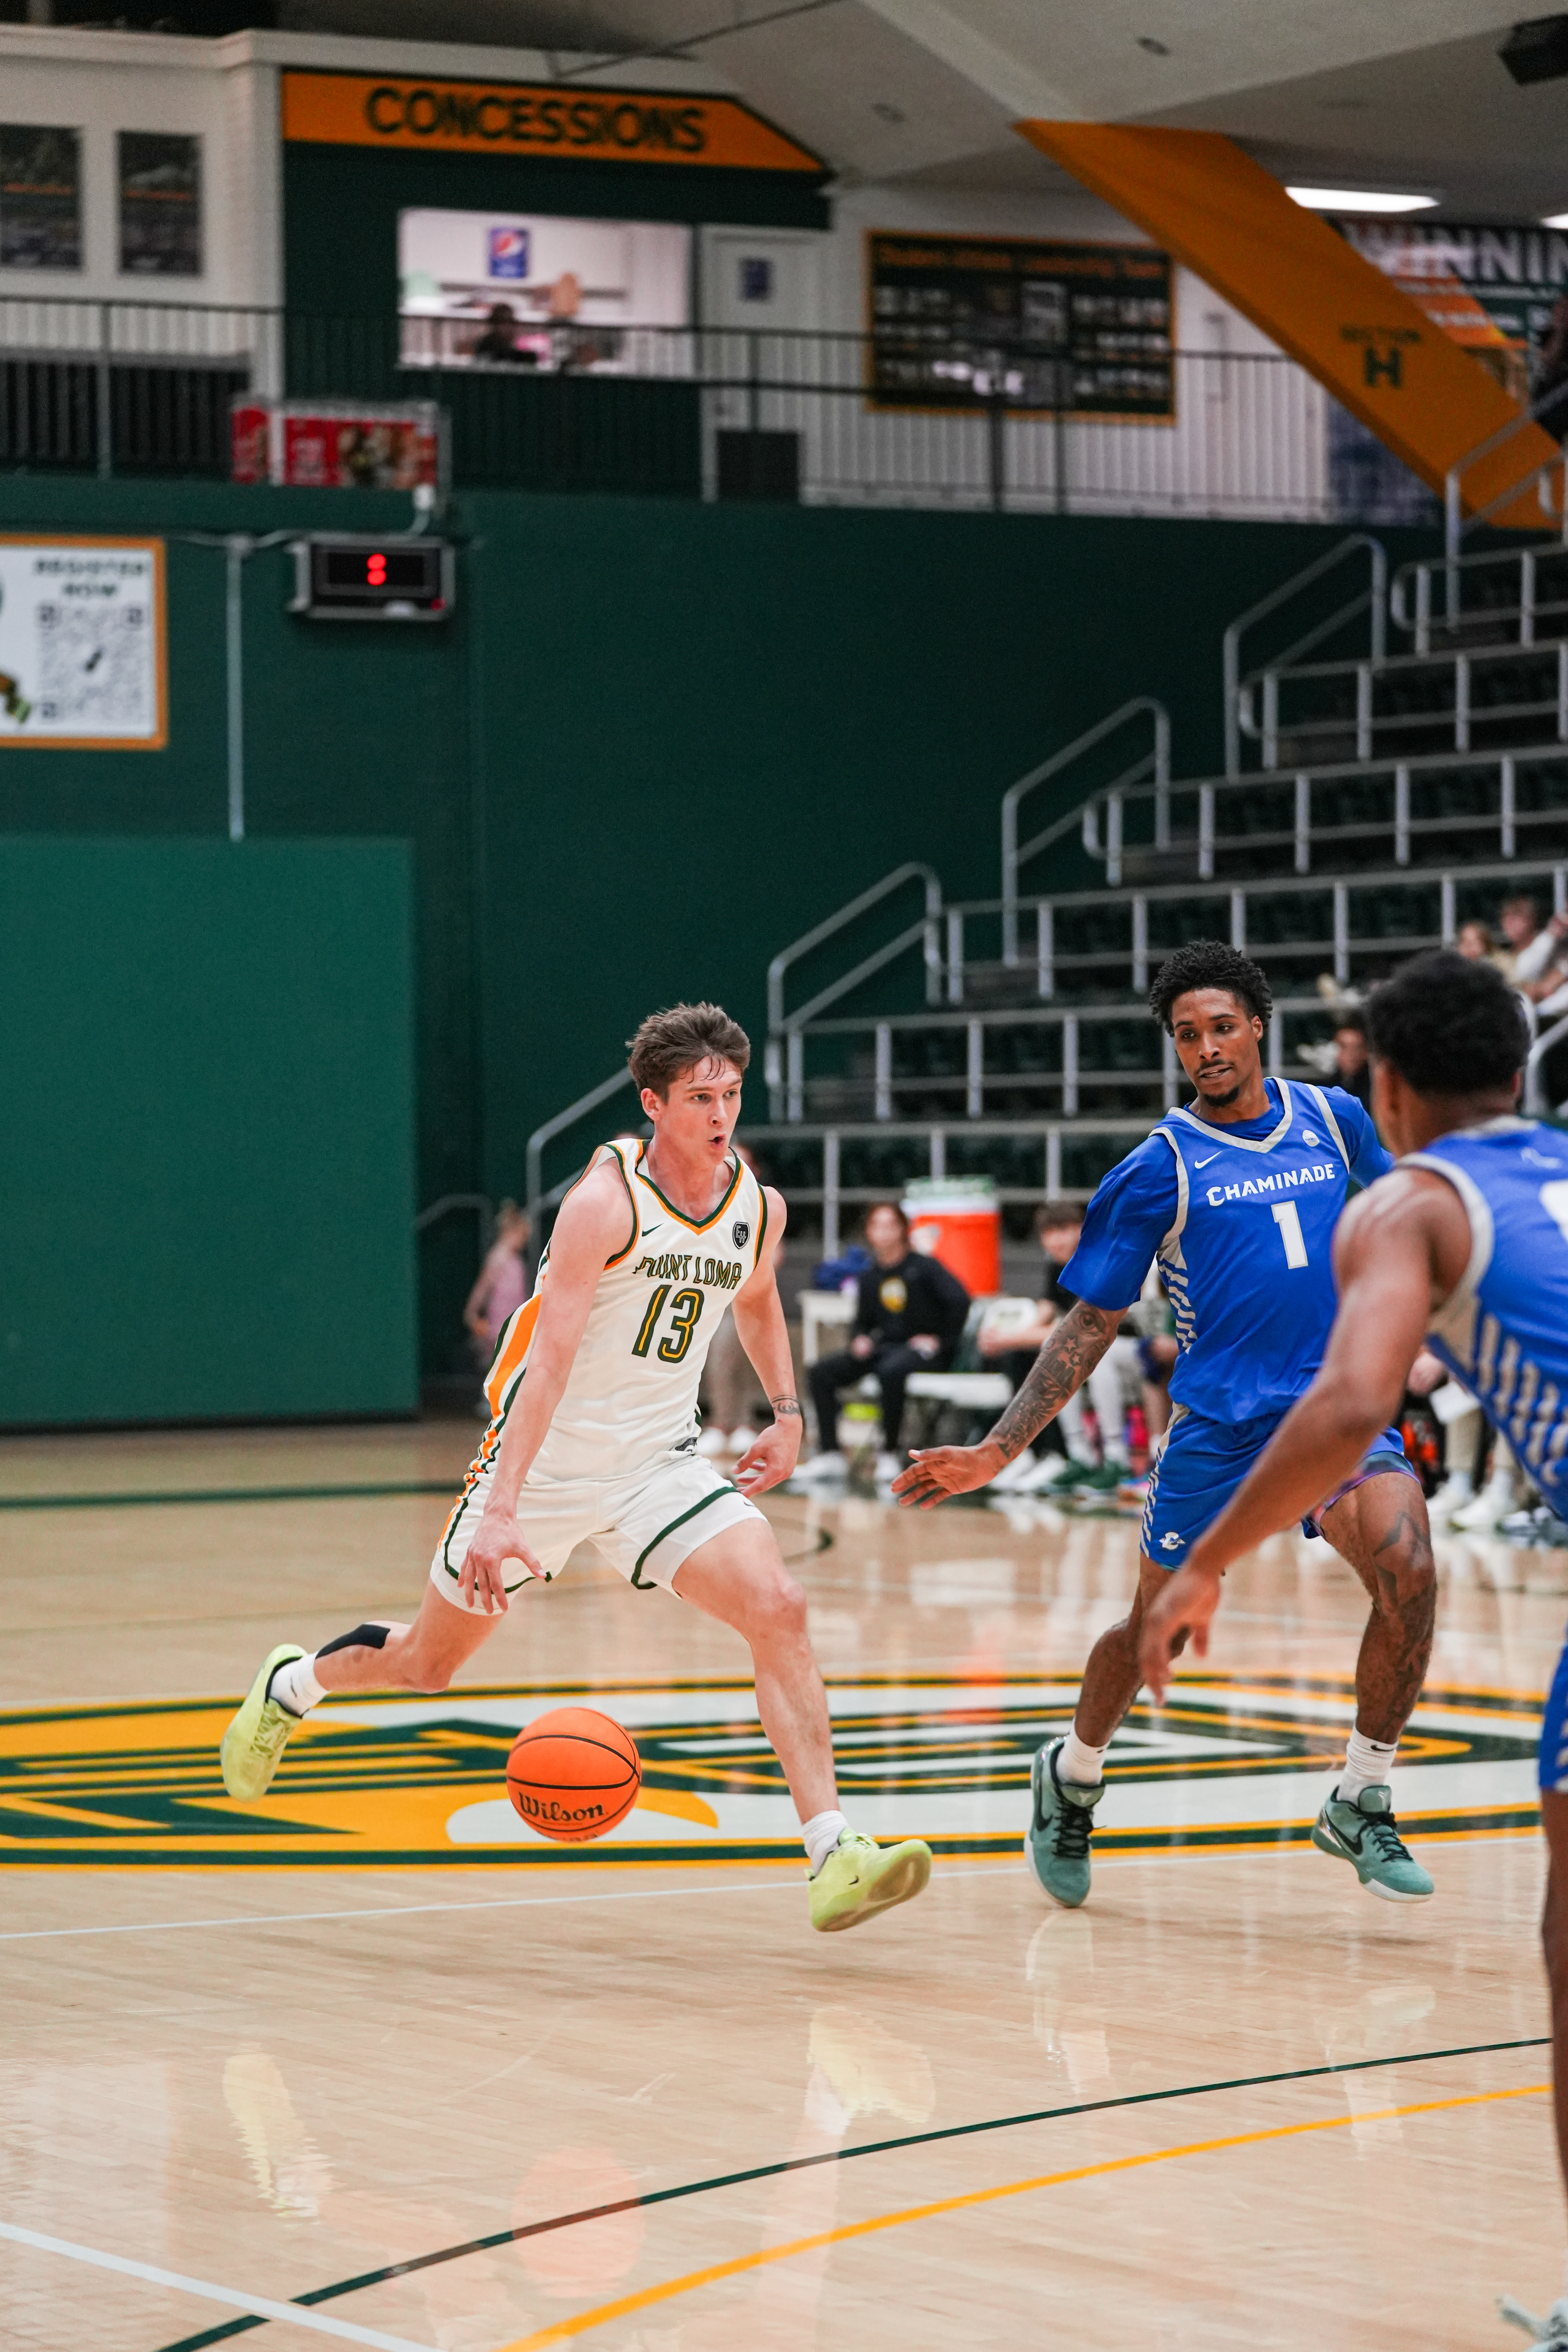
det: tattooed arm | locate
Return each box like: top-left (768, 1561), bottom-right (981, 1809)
top-left (891, 1299), bottom-right (1130, 1510)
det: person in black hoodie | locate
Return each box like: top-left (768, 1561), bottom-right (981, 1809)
top-left (804, 1203), bottom-right (969, 1479)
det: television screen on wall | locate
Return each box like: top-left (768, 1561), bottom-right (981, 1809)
top-left (397, 208), bottom-right (691, 374)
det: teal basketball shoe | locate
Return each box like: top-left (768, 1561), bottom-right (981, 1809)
top-left (1025, 1737), bottom-right (1104, 1907)
top-left (1311, 1783), bottom-right (1434, 1901)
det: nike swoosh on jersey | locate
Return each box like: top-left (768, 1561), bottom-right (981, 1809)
top-left (1194, 1153), bottom-right (1221, 1169)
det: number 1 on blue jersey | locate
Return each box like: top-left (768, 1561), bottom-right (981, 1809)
top-left (1272, 1200), bottom-right (1310, 1269)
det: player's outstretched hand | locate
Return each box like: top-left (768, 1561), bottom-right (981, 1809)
top-left (461, 1509), bottom-right (544, 1614)
top-left (892, 1441), bottom-right (1006, 1510)
top-left (733, 1418), bottom-right (801, 1497)
top-left (1138, 1563), bottom-right (1223, 1702)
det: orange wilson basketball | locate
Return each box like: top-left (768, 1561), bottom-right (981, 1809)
top-left (506, 1708), bottom-right (641, 1843)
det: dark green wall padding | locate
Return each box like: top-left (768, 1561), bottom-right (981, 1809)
top-left (0, 837), bottom-right (416, 1426)
top-left (0, 475), bottom-right (1441, 1383)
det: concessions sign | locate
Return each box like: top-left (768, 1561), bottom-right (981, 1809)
top-left (281, 71), bottom-right (825, 173)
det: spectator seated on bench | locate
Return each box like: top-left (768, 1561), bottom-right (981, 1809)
top-left (800, 1202), bottom-right (969, 1483)
top-left (903, 1294), bottom-right (1029, 1445)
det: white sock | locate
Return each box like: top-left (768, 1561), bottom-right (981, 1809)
top-left (1338, 1727), bottom-right (1398, 1805)
top-left (268, 1654), bottom-right (326, 1719)
top-left (1058, 1730), bottom-right (1109, 1787)
top-left (803, 1808), bottom-right (849, 1874)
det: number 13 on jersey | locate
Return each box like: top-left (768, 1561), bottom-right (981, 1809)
top-left (632, 1284), bottom-right (704, 1363)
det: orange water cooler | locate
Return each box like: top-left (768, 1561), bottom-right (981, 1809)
top-left (902, 1179), bottom-right (1000, 1297)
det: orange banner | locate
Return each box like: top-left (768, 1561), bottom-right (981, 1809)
top-left (1016, 122), bottom-right (1559, 527)
top-left (281, 71), bottom-right (825, 173)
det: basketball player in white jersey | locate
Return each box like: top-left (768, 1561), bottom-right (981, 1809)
top-left (221, 1003), bottom-right (931, 1934)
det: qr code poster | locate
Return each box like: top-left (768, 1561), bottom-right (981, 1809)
top-left (0, 538), bottom-right (166, 749)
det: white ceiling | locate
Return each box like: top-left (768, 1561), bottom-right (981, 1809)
top-left (276, 0), bottom-right (1568, 218)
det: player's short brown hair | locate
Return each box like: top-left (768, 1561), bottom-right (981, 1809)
top-left (1035, 1199), bottom-right (1083, 1234)
top-left (627, 1002), bottom-right (751, 1098)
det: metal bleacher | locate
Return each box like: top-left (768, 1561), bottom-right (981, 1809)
top-left (527, 531), bottom-right (1568, 1249)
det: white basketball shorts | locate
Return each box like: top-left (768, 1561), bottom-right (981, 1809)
top-left (430, 1448), bottom-right (764, 1610)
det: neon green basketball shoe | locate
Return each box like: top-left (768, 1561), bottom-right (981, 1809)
top-left (809, 1831), bottom-right (932, 1933)
top-left (220, 1644), bottom-right (306, 1803)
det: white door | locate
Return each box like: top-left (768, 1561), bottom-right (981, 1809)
top-left (701, 230), bottom-right (824, 493)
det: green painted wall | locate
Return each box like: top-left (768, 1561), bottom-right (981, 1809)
top-left (0, 474), bottom-right (1440, 1382)
top-left (0, 836), bottom-right (415, 1426)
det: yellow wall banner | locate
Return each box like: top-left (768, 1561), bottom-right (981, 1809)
top-left (1015, 123), bottom-right (1560, 527)
top-left (280, 71), bottom-right (825, 173)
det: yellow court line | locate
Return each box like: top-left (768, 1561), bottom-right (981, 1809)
top-left (493, 2082), bottom-right (1546, 2352)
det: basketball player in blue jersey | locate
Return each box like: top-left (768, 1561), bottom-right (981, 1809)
top-left (894, 939), bottom-right (1438, 1907)
top-left (1134, 951), bottom-right (1568, 2347)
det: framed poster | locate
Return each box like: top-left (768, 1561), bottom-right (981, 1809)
top-left (0, 124), bottom-right (82, 271)
top-left (118, 131), bottom-right (202, 277)
top-left (0, 539), bottom-right (167, 751)
top-left (867, 231), bottom-right (1175, 420)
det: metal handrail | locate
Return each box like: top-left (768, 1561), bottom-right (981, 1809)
top-left (1392, 542), bottom-right (1568, 654)
top-left (1223, 536), bottom-right (1386, 778)
top-left (733, 1114), bottom-right (1159, 1254)
top-left (1001, 699), bottom-right (1169, 965)
top-left (1000, 740), bottom-right (1568, 876)
top-left (524, 1066), bottom-right (639, 1228)
top-left (1527, 1008), bottom-right (1568, 1115)
top-left (414, 1191), bottom-right (492, 1233)
top-left (1443, 374), bottom-right (1568, 572)
top-left (766, 862), bottom-right (941, 1036)
top-left (789, 848), bottom-right (1568, 1031)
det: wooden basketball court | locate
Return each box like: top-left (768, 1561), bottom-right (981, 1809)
top-left (0, 1421), bottom-right (1559, 2351)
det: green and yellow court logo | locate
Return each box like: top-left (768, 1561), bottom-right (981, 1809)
top-left (0, 1673), bottom-right (1539, 1868)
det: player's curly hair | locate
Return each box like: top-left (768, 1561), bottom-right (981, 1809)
top-left (1148, 940), bottom-right (1273, 1033)
top-left (1367, 950), bottom-right (1529, 1096)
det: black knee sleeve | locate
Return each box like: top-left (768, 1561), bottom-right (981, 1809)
top-left (316, 1622), bottom-right (391, 1658)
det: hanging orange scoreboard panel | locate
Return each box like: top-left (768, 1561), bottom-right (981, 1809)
top-left (1015, 123), bottom-right (1560, 526)
top-left (280, 70), bottom-right (826, 173)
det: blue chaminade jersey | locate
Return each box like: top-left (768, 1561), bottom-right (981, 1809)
top-left (1409, 1118), bottom-right (1568, 1514)
top-left (1063, 1077), bottom-right (1393, 1424)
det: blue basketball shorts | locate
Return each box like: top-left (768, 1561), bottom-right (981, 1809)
top-left (1540, 1636), bottom-right (1568, 1794)
top-left (1141, 1403), bottom-right (1416, 1568)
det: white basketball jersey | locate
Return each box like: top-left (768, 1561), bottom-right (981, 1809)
top-left (480, 1138), bottom-right (767, 1484)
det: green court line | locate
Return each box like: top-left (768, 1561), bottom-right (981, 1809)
top-left (151, 2030), bottom-right (1551, 2352)
top-left (0, 1481), bottom-right (458, 1512)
